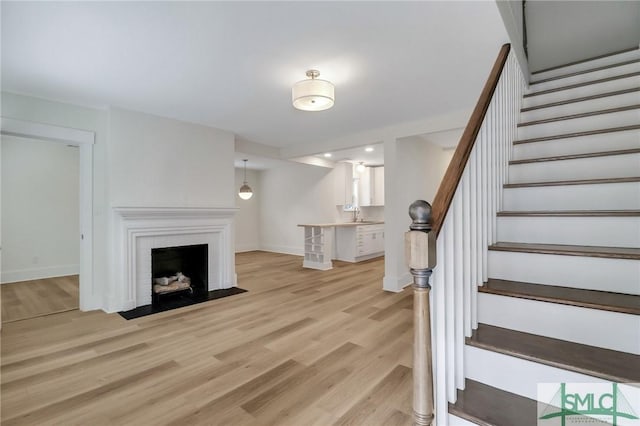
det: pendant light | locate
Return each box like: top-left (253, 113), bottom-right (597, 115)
top-left (292, 70), bottom-right (335, 111)
top-left (238, 159), bottom-right (253, 200)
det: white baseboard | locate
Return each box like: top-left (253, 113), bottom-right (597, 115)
top-left (383, 273), bottom-right (412, 292)
top-left (1, 264), bottom-right (79, 284)
top-left (235, 243), bottom-right (261, 253)
top-left (259, 244), bottom-right (304, 257)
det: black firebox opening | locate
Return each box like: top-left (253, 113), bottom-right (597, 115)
top-left (151, 244), bottom-right (208, 299)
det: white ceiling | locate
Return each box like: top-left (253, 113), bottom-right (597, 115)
top-left (526, 1), bottom-right (640, 72)
top-left (1, 1), bottom-right (508, 152)
top-left (234, 152), bottom-right (288, 171)
top-left (315, 143), bottom-right (385, 167)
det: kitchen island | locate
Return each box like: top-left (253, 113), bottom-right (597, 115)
top-left (297, 221), bottom-right (384, 270)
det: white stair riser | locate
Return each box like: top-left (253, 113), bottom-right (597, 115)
top-left (448, 414), bottom-right (477, 426)
top-left (488, 251), bottom-right (640, 295)
top-left (531, 49), bottom-right (640, 82)
top-left (508, 153), bottom-right (640, 183)
top-left (528, 61), bottom-right (640, 92)
top-left (465, 345), bottom-right (610, 400)
top-left (511, 129), bottom-right (640, 160)
top-left (503, 182), bottom-right (640, 210)
top-left (523, 76), bottom-right (640, 109)
top-left (520, 91), bottom-right (640, 123)
top-left (517, 109), bottom-right (640, 140)
top-left (477, 293), bottom-right (640, 354)
top-left (496, 216), bottom-right (640, 248)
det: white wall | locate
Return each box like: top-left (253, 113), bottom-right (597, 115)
top-left (108, 107), bottom-right (235, 207)
top-left (1, 93), bottom-right (237, 311)
top-left (1, 137), bottom-right (80, 283)
top-left (383, 136), bottom-right (454, 292)
top-left (526, 1), bottom-right (640, 72)
top-left (258, 161), bottom-right (363, 255)
top-left (496, 0), bottom-right (530, 80)
top-left (1, 92), bottom-right (108, 309)
top-left (235, 168), bottom-right (261, 252)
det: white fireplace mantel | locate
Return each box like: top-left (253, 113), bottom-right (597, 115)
top-left (110, 206), bottom-right (238, 312)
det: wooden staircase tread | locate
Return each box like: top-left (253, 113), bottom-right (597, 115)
top-left (509, 148), bottom-right (640, 165)
top-left (449, 379), bottom-right (537, 426)
top-left (513, 124), bottom-right (640, 145)
top-left (518, 104), bottom-right (640, 127)
top-left (521, 87), bottom-right (640, 112)
top-left (524, 72), bottom-right (640, 98)
top-left (480, 279), bottom-right (640, 315)
top-left (488, 242), bottom-right (640, 260)
top-left (531, 59), bottom-right (640, 85)
top-left (467, 324), bottom-right (640, 383)
top-left (504, 176), bottom-right (640, 189)
top-left (497, 209), bottom-right (640, 217)
top-left (531, 47), bottom-right (639, 75)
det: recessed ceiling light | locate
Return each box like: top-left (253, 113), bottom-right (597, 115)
top-left (365, 147), bottom-right (374, 152)
top-left (324, 153), bottom-right (332, 158)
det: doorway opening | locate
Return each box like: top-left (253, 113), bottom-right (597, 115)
top-left (1, 117), bottom-right (95, 321)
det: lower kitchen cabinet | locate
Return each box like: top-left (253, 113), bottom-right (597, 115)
top-left (335, 224), bottom-right (384, 262)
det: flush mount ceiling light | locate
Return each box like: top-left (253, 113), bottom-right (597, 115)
top-left (292, 70), bottom-right (335, 112)
top-left (356, 162), bottom-right (366, 173)
top-left (365, 147), bottom-right (374, 152)
top-left (238, 159), bottom-right (253, 200)
top-left (323, 153), bottom-right (332, 158)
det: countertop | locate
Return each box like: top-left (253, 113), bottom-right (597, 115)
top-left (297, 221), bottom-right (384, 228)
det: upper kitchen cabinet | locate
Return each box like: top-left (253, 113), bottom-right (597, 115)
top-left (371, 166), bottom-right (385, 206)
top-left (334, 162), bottom-right (384, 209)
top-left (357, 166), bottom-right (384, 206)
top-left (334, 162), bottom-right (355, 209)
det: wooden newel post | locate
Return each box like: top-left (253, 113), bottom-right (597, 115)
top-left (405, 200), bottom-right (436, 426)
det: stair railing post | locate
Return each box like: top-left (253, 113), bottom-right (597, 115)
top-left (405, 200), bottom-right (436, 426)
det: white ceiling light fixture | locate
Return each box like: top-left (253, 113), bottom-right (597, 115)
top-left (356, 162), bottom-right (366, 173)
top-left (324, 152), bottom-right (332, 158)
top-left (292, 70), bottom-right (335, 112)
top-left (365, 147), bottom-right (374, 152)
top-left (238, 159), bottom-right (253, 200)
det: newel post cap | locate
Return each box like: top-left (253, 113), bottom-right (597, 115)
top-left (408, 200), bottom-right (432, 232)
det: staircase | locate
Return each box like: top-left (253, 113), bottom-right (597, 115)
top-left (447, 48), bottom-right (640, 425)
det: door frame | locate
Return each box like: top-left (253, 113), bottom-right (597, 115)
top-left (1, 117), bottom-right (96, 310)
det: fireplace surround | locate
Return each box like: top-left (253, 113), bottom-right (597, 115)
top-left (111, 207), bottom-right (237, 312)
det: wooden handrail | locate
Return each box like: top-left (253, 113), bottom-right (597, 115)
top-left (431, 43), bottom-right (511, 237)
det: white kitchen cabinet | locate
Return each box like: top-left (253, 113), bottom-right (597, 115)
top-left (371, 166), bottom-right (384, 206)
top-left (334, 162), bottom-right (355, 210)
top-left (358, 166), bottom-right (384, 207)
top-left (335, 224), bottom-right (384, 262)
top-left (356, 166), bottom-right (372, 207)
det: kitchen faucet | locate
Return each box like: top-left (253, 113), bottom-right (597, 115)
top-left (352, 207), bottom-right (360, 222)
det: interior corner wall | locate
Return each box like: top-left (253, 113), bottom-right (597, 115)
top-left (383, 137), bottom-right (453, 292)
top-left (258, 161), bottom-right (344, 256)
top-left (1, 138), bottom-right (80, 283)
top-left (107, 107), bottom-right (235, 208)
top-left (235, 168), bottom-right (261, 252)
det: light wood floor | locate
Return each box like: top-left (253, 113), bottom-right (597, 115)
top-left (1, 275), bottom-right (79, 323)
top-left (1, 251), bottom-right (414, 425)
